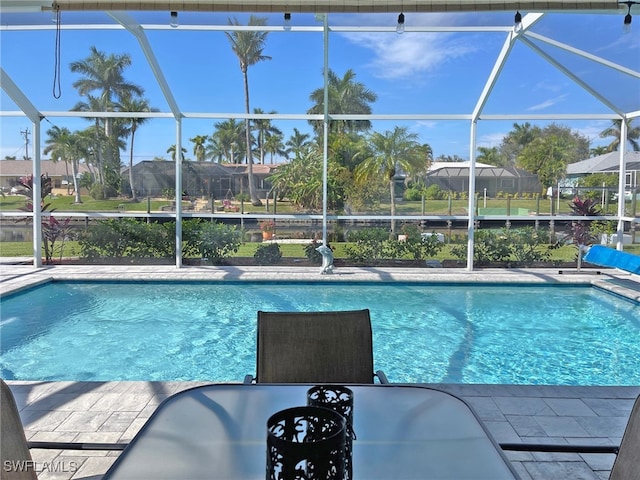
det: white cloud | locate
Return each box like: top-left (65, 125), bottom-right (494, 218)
top-left (342, 31), bottom-right (477, 81)
top-left (527, 94), bottom-right (568, 111)
top-left (477, 132), bottom-right (505, 148)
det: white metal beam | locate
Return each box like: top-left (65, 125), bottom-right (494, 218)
top-left (107, 11), bottom-right (183, 119)
top-left (0, 68), bottom-right (42, 123)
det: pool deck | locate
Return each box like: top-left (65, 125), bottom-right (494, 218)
top-left (2, 263), bottom-right (640, 480)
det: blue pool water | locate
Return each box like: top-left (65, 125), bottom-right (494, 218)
top-left (1, 281), bottom-right (639, 385)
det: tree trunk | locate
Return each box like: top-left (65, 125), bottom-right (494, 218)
top-left (71, 159), bottom-right (82, 204)
top-left (389, 179), bottom-right (396, 234)
top-left (243, 70), bottom-right (262, 206)
top-left (129, 128), bottom-right (137, 202)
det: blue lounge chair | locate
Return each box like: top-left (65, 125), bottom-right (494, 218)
top-left (583, 245), bottom-right (640, 274)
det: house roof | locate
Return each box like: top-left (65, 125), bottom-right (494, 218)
top-left (427, 162), bottom-right (534, 178)
top-left (0, 160), bottom-right (90, 177)
top-left (566, 151), bottom-right (640, 175)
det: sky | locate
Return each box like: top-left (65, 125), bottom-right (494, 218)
top-left (1, 9), bottom-right (639, 164)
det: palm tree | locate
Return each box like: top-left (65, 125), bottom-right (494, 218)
top-left (308, 69), bottom-right (377, 137)
top-left (263, 131), bottom-right (286, 163)
top-left (354, 126), bottom-right (425, 233)
top-left (70, 46), bottom-right (143, 195)
top-left (252, 108), bottom-right (282, 164)
top-left (600, 119), bottom-right (640, 152)
top-left (205, 136), bottom-right (225, 163)
top-left (590, 145), bottom-right (610, 157)
top-left (285, 128), bottom-right (312, 159)
top-left (211, 119), bottom-right (245, 163)
top-left (44, 126), bottom-right (86, 204)
top-left (477, 146), bottom-right (507, 167)
top-left (225, 16), bottom-right (271, 206)
top-left (119, 94), bottom-right (158, 201)
top-left (167, 144), bottom-right (187, 161)
top-left (190, 135), bottom-right (209, 162)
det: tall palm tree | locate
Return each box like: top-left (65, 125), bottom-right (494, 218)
top-left (119, 95), bottom-right (158, 201)
top-left (225, 16), bottom-right (271, 206)
top-left (70, 46), bottom-right (143, 195)
top-left (252, 108), bottom-right (282, 164)
top-left (354, 126), bottom-right (425, 233)
top-left (190, 135), bottom-right (209, 162)
top-left (44, 126), bottom-right (86, 204)
top-left (308, 69), bottom-right (377, 137)
top-left (600, 119), bottom-right (640, 152)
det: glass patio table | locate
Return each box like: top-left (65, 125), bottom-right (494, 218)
top-left (103, 384), bottom-right (520, 479)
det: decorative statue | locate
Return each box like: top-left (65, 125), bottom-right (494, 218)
top-left (316, 244), bottom-right (334, 275)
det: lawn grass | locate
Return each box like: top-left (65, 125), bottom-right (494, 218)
top-left (1, 193), bottom-right (630, 216)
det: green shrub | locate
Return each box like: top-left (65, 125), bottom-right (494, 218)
top-left (254, 242), bottom-right (282, 265)
top-left (403, 186), bottom-right (424, 201)
top-left (195, 221), bottom-right (243, 264)
top-left (451, 227), bottom-right (553, 266)
top-left (344, 227), bottom-right (389, 263)
top-left (424, 184), bottom-right (445, 200)
top-left (78, 218), bottom-right (174, 259)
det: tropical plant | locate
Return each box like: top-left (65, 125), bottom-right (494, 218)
top-left (209, 119), bottom-right (245, 163)
top-left (119, 94), bottom-right (158, 201)
top-left (70, 46), bottom-right (143, 195)
top-left (477, 146), bottom-right (507, 167)
top-left (16, 175), bottom-right (72, 264)
top-left (43, 126), bottom-right (85, 204)
top-left (252, 108), bottom-right (282, 164)
top-left (599, 119), bottom-right (640, 152)
top-left (308, 69), bottom-right (377, 136)
top-left (354, 126), bottom-right (427, 233)
top-left (166, 144), bottom-right (187, 161)
top-left (285, 128), bottom-right (313, 160)
top-left (565, 196), bottom-right (601, 247)
top-left (190, 135), bottom-right (209, 162)
top-left (225, 15), bottom-right (271, 206)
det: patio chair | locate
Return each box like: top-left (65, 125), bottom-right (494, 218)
top-left (244, 309), bottom-right (389, 384)
top-left (1, 379), bottom-right (37, 480)
top-left (1, 379), bottom-right (127, 479)
top-left (501, 393), bottom-right (640, 480)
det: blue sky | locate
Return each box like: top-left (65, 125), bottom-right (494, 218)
top-left (1, 10), bottom-right (638, 163)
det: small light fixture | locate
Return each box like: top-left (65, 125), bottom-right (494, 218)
top-left (396, 13), bottom-right (405, 34)
top-left (170, 11), bottom-right (178, 28)
top-left (283, 12), bottom-right (291, 31)
top-left (514, 11), bottom-right (523, 32)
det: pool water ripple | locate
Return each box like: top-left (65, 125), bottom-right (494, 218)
top-left (1, 281), bottom-right (639, 385)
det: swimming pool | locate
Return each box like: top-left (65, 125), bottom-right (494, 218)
top-left (1, 281), bottom-right (639, 385)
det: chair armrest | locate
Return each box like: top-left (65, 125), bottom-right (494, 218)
top-left (28, 441), bottom-right (128, 451)
top-left (375, 370), bottom-right (389, 384)
top-left (243, 374), bottom-right (255, 384)
top-left (500, 443), bottom-right (619, 454)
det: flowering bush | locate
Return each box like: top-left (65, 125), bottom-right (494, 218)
top-left (259, 220), bottom-right (275, 232)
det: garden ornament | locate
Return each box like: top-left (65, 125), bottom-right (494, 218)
top-left (316, 244), bottom-right (334, 275)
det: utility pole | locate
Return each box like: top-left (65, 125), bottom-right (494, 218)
top-left (20, 128), bottom-right (30, 160)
